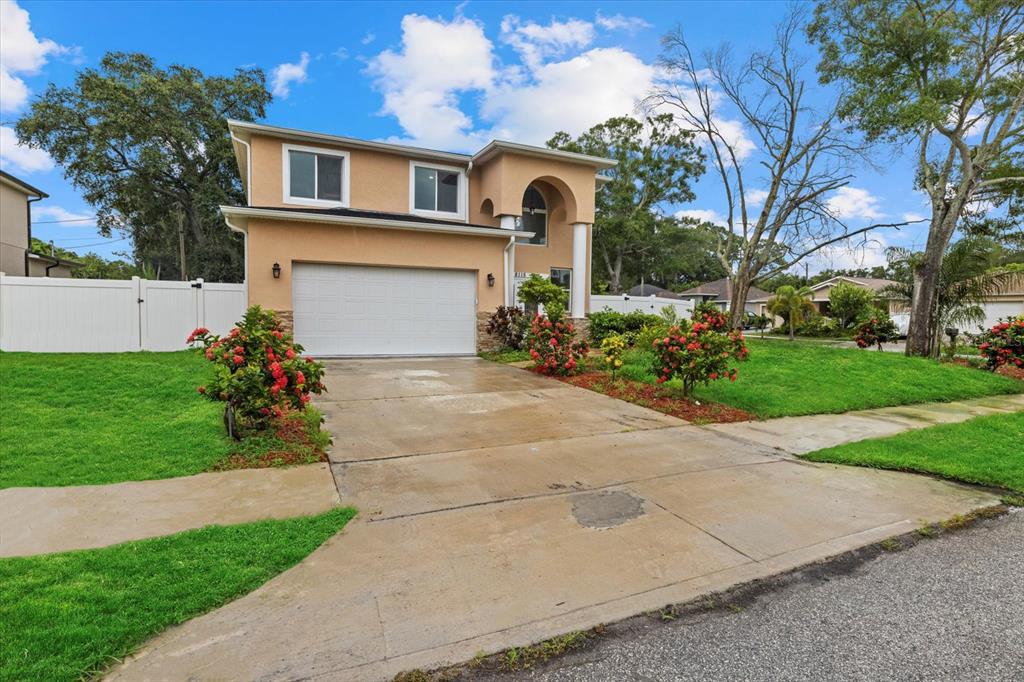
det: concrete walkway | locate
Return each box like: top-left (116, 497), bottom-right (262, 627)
top-left (107, 359), bottom-right (1021, 682)
top-left (0, 463), bottom-right (339, 557)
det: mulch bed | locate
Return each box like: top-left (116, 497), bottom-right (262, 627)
top-left (553, 371), bottom-right (756, 424)
top-left (209, 413), bottom-right (328, 471)
top-left (949, 358), bottom-right (1024, 382)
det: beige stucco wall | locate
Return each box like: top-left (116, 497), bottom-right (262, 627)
top-left (248, 134), bottom-right (470, 214)
top-left (26, 258), bottom-right (73, 278)
top-left (471, 152), bottom-right (596, 224)
top-left (246, 217), bottom-right (508, 313)
top-left (1, 182), bottom-right (29, 276)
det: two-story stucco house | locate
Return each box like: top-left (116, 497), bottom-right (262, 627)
top-left (1, 170), bottom-right (80, 278)
top-left (220, 120), bottom-right (615, 356)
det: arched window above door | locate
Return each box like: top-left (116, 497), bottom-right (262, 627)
top-left (517, 185), bottom-right (547, 245)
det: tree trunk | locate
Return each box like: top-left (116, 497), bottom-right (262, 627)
top-left (788, 317), bottom-right (795, 341)
top-left (728, 272), bottom-right (750, 330)
top-left (905, 225), bottom-right (946, 357)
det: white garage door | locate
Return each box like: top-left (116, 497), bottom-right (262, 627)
top-left (292, 263), bottom-right (477, 356)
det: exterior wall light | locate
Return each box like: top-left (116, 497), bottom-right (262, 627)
top-left (487, 273), bottom-right (495, 287)
top-left (272, 262), bottom-right (281, 279)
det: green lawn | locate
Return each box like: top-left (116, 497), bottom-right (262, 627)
top-left (618, 339), bottom-right (1021, 418)
top-left (803, 411), bottom-right (1024, 493)
top-left (479, 348), bottom-right (531, 363)
top-left (0, 352), bottom-right (235, 488)
top-left (1, 508), bottom-right (356, 681)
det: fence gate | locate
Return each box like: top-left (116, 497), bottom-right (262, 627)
top-left (0, 274), bottom-right (246, 352)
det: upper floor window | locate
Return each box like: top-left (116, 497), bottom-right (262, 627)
top-left (516, 185), bottom-right (547, 245)
top-left (410, 162), bottom-right (466, 220)
top-left (283, 144), bottom-right (349, 207)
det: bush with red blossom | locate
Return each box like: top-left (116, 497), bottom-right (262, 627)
top-left (527, 307), bottom-right (588, 376)
top-left (692, 301), bottom-right (730, 332)
top-left (187, 306), bottom-right (325, 436)
top-left (853, 317), bottom-right (898, 351)
top-left (975, 316), bottom-right (1024, 371)
top-left (652, 321), bottom-right (748, 396)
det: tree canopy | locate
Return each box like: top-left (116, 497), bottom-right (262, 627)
top-left (547, 114), bottom-right (706, 294)
top-left (16, 52), bottom-right (271, 282)
top-left (809, 0), bottom-right (1024, 355)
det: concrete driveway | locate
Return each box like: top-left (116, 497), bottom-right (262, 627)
top-left (111, 358), bottom-right (1005, 682)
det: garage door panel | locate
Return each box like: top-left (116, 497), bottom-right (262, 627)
top-left (293, 264), bottom-right (477, 356)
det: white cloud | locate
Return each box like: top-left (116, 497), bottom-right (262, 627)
top-left (825, 186), bottom-right (883, 221)
top-left (368, 14), bottom-right (495, 150)
top-left (810, 235), bottom-right (890, 271)
top-left (0, 0), bottom-right (66, 112)
top-left (361, 31), bottom-right (376, 45)
top-left (333, 47), bottom-right (349, 61)
top-left (500, 15), bottom-right (594, 71)
top-left (745, 189), bottom-right (769, 206)
top-left (483, 47), bottom-right (654, 144)
top-left (675, 208), bottom-right (727, 226)
top-left (595, 12), bottom-right (651, 34)
top-left (902, 211), bottom-right (926, 223)
top-left (33, 205), bottom-right (95, 225)
top-left (0, 125), bottom-right (53, 173)
top-left (270, 52), bottom-right (310, 98)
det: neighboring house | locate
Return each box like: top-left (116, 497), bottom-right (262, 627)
top-left (978, 272), bottom-right (1024, 329)
top-left (221, 120), bottom-right (615, 356)
top-left (626, 283), bottom-right (679, 298)
top-left (0, 170), bottom-right (80, 278)
top-left (675, 277), bottom-right (772, 316)
top-left (808, 276), bottom-right (902, 316)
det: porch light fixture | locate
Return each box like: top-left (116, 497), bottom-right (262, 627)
top-left (272, 262), bottom-right (281, 279)
top-left (487, 273), bottom-right (495, 287)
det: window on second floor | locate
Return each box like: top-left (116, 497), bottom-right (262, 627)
top-left (411, 162), bottom-right (466, 219)
top-left (284, 144), bottom-right (349, 207)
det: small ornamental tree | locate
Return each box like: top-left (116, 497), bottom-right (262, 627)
top-left (188, 306), bottom-right (325, 437)
top-left (527, 308), bottom-right (588, 376)
top-left (975, 316), bottom-right (1024, 371)
top-left (692, 301), bottom-right (729, 331)
top-left (652, 321), bottom-right (748, 396)
top-left (853, 317), bottom-right (899, 351)
top-left (517, 273), bottom-right (567, 316)
top-left (601, 333), bottom-right (627, 380)
top-left (828, 282), bottom-right (874, 328)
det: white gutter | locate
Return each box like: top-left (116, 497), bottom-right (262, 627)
top-left (229, 131), bottom-right (252, 205)
top-left (218, 206), bottom-right (535, 239)
top-left (223, 216), bottom-right (249, 304)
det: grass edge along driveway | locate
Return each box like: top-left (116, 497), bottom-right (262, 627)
top-left (618, 339), bottom-right (1021, 418)
top-left (0, 507), bottom-right (356, 682)
top-left (803, 411), bottom-right (1024, 494)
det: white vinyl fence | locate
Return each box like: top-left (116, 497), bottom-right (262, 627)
top-left (0, 274), bottom-right (246, 352)
top-left (591, 294), bottom-right (695, 318)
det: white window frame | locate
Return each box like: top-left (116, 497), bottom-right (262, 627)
top-left (409, 161), bottom-right (468, 221)
top-left (282, 143), bottom-right (350, 208)
top-left (550, 267), bottom-right (573, 313)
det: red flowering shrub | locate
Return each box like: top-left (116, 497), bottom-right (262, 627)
top-left (188, 306), bottom-right (325, 437)
top-left (692, 301), bottom-right (729, 332)
top-left (652, 321), bottom-right (748, 396)
top-left (527, 312), bottom-right (588, 376)
top-left (854, 317), bottom-right (898, 350)
top-left (975, 316), bottom-right (1024, 371)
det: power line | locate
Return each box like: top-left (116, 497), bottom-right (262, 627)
top-left (32, 217), bottom-right (96, 224)
top-left (53, 237), bottom-right (129, 249)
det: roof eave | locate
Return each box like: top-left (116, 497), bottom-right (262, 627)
top-left (218, 205), bottom-right (534, 239)
top-left (472, 140), bottom-right (617, 170)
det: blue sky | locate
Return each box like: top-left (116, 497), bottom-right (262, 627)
top-left (1, 0), bottom-right (930, 271)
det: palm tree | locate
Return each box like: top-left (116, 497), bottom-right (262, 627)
top-left (767, 285), bottom-right (816, 340)
top-left (883, 237), bottom-right (1018, 357)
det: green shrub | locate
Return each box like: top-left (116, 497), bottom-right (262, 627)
top-left (652, 321), bottom-right (749, 396)
top-left (692, 301), bottom-right (729, 331)
top-left (485, 305), bottom-right (528, 350)
top-left (586, 308), bottom-right (662, 344)
top-left (527, 313), bottom-right (588, 375)
top-left (517, 274), bottom-right (567, 314)
top-left (975, 316), bottom-right (1024, 370)
top-left (828, 282), bottom-right (876, 328)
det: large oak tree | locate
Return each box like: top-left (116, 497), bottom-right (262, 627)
top-left (16, 52), bottom-right (271, 282)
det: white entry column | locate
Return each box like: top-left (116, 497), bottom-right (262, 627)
top-left (499, 215), bottom-right (518, 307)
top-left (572, 222), bottom-right (587, 317)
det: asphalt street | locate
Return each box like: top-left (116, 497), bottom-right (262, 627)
top-left (491, 510), bottom-right (1024, 682)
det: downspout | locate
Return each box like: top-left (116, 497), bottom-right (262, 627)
top-left (504, 234), bottom-right (515, 308)
top-left (224, 216), bottom-right (249, 304)
top-left (230, 132), bottom-right (252, 205)
top-left (25, 195), bottom-right (43, 276)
